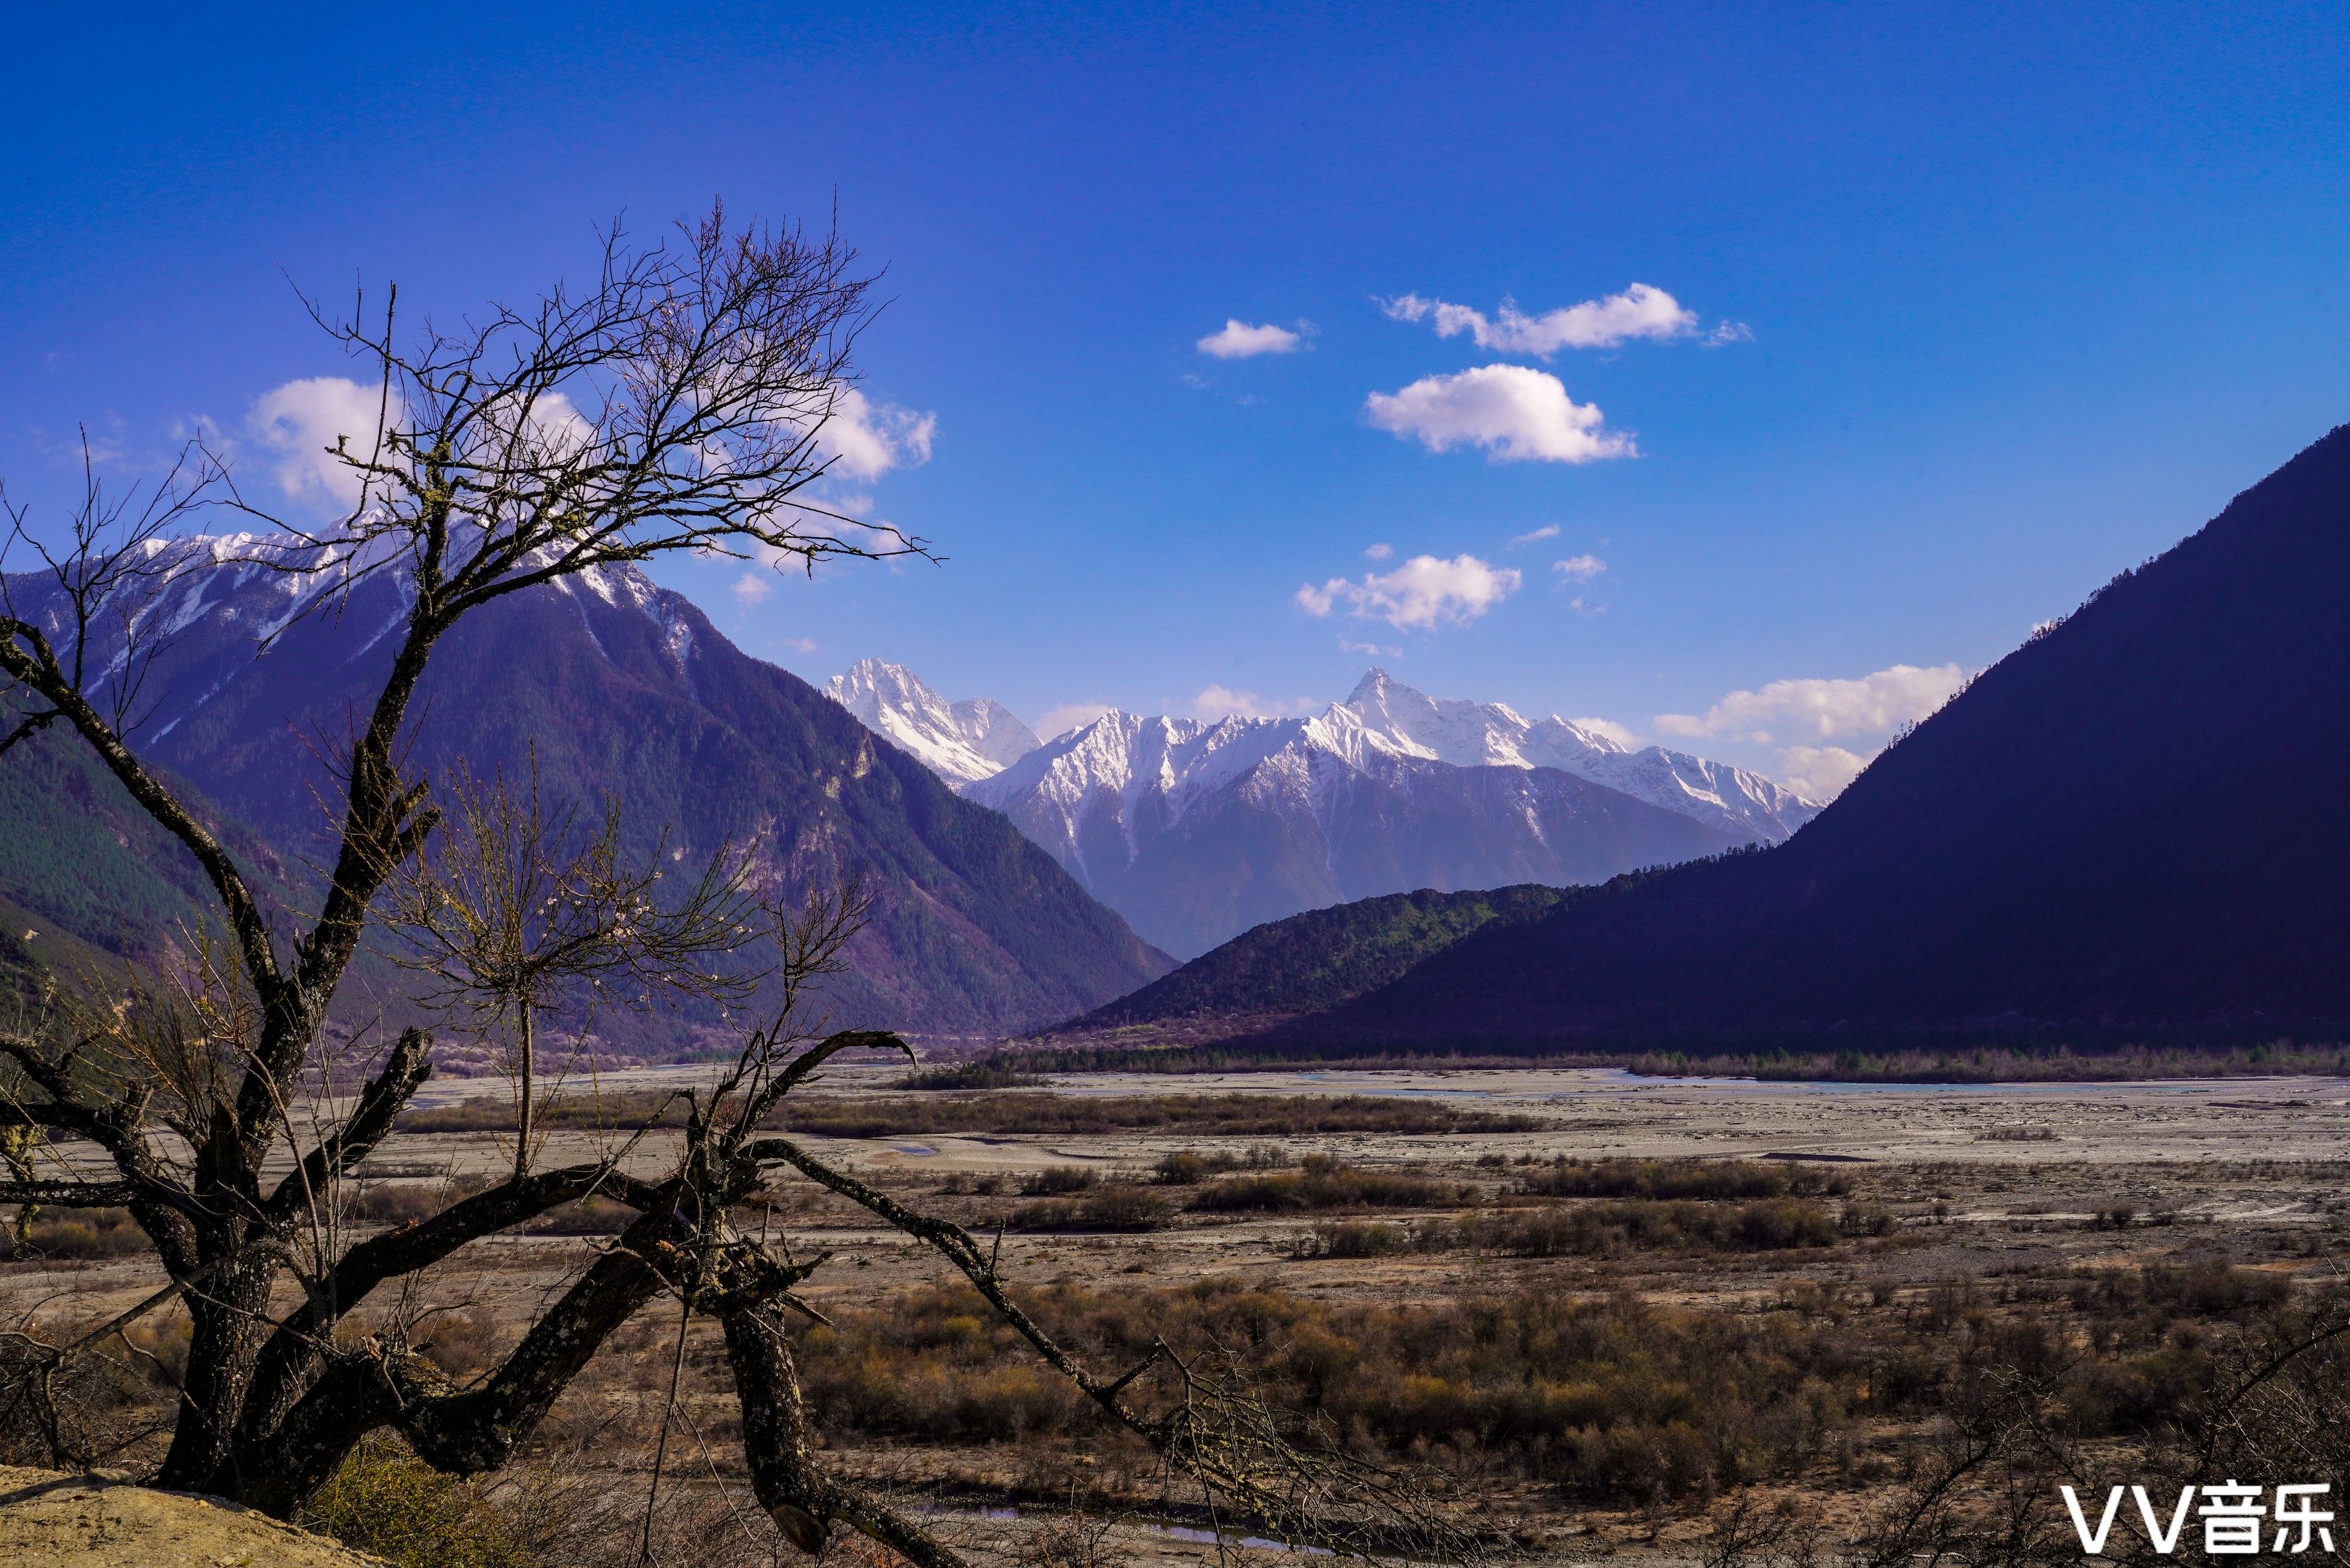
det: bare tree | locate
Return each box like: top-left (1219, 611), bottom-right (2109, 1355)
top-left (0, 205), bottom-right (1469, 1564)
top-left (381, 753), bottom-right (763, 1179)
top-left (0, 205), bottom-right (915, 1497)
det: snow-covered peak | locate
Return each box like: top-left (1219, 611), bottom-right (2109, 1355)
top-left (974, 708), bottom-right (1293, 807)
top-left (953, 697), bottom-right (1041, 772)
top-left (975, 669), bottom-right (1819, 846)
top-left (825, 658), bottom-right (1819, 844)
top-left (1331, 669), bottom-right (1816, 836)
top-left (1341, 666), bottom-right (1543, 768)
top-left (823, 658), bottom-right (1040, 788)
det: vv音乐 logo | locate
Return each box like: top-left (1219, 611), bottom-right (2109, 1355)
top-left (2063, 1485), bottom-right (2337, 1556)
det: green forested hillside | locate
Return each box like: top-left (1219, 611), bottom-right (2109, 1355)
top-left (0, 704), bottom-right (310, 964)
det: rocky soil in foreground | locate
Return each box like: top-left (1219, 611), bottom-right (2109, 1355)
top-left (0, 1467), bottom-right (388, 1567)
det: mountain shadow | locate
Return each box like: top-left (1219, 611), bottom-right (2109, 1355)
top-left (1261, 422), bottom-right (2350, 1053)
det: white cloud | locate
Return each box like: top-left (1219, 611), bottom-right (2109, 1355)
top-left (1338, 637), bottom-right (1402, 658)
top-left (1509, 524), bottom-right (1560, 547)
top-left (1568, 716), bottom-right (1639, 748)
top-left (1037, 702), bottom-right (1113, 741)
top-left (1551, 554), bottom-right (1606, 583)
top-left (251, 374), bottom-right (605, 513)
top-left (1363, 542), bottom-right (1393, 560)
top-left (1295, 552), bottom-right (1521, 632)
top-left (1382, 284), bottom-right (1699, 356)
top-left (778, 635), bottom-right (819, 654)
top-left (1365, 366), bottom-right (1633, 464)
top-left (1191, 685), bottom-right (1318, 721)
top-left (1197, 319), bottom-right (1302, 359)
top-left (248, 377), bottom-right (394, 509)
top-left (1653, 663), bottom-right (1967, 742)
top-left (815, 387), bottom-right (935, 481)
top-left (1776, 745), bottom-right (1870, 799)
top-left (731, 572), bottom-right (773, 605)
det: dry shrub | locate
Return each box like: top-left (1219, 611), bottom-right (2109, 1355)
top-left (1838, 1203), bottom-right (1897, 1236)
top-left (6, 1206), bottom-right (148, 1258)
top-left (0, 1307), bottom-right (176, 1469)
top-left (120, 1315), bottom-right (192, 1389)
top-left (1472, 1198), bottom-right (1839, 1254)
top-left (419, 1312), bottom-right (502, 1381)
top-left (1019, 1166), bottom-right (1100, 1196)
top-left (1011, 1185), bottom-right (1172, 1232)
top-left (343, 1174), bottom-right (498, 1228)
top-left (1293, 1199), bottom-right (1843, 1257)
top-left (1188, 1155), bottom-right (1471, 1213)
top-left (1294, 1220), bottom-right (1417, 1258)
top-left (1703, 1492), bottom-right (1826, 1568)
top-left (298, 1433), bottom-right (542, 1567)
top-left (799, 1310), bottom-right (1092, 1440)
top-left (1519, 1156), bottom-right (1851, 1201)
top-left (788, 1277), bottom-right (1870, 1504)
top-left (1151, 1146), bottom-right (1289, 1184)
top-left (2067, 1259), bottom-right (2292, 1322)
top-left (1012, 1506), bottom-right (1130, 1568)
top-left (343, 1180), bottom-right (627, 1236)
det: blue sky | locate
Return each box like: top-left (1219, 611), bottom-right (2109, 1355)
top-left (4, 2), bottom-right (2346, 793)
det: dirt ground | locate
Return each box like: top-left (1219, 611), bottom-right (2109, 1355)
top-left (9, 1065), bottom-right (2349, 1565)
top-left (0, 1466), bottom-right (391, 1567)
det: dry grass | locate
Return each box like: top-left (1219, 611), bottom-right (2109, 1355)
top-left (15, 1082), bottom-right (2350, 1567)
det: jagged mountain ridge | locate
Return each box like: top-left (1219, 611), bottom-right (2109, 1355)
top-left (947, 670), bottom-right (1814, 957)
top-left (0, 539), bottom-right (1170, 1039)
top-left (1331, 669), bottom-right (1816, 840)
top-left (1260, 423), bottom-right (2350, 1050)
top-left (832, 660), bottom-right (1816, 843)
top-left (958, 699), bottom-right (1754, 958)
top-left (823, 658), bottom-right (1039, 787)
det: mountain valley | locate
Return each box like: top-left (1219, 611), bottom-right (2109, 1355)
top-left (829, 663), bottom-right (1817, 956)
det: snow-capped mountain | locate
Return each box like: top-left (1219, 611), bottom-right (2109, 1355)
top-left (1331, 669), bottom-right (1816, 841)
top-left (823, 659), bottom-right (1040, 788)
top-left (950, 670), bottom-right (1820, 957)
top-left (0, 540), bottom-right (1168, 1035)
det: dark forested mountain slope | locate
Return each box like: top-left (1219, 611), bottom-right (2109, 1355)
top-left (1275, 422), bottom-right (2350, 1051)
top-left (1043, 883), bottom-right (1575, 1042)
top-left (1, 553), bottom-right (1169, 1036)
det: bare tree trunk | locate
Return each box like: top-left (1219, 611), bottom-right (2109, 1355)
top-left (158, 1230), bottom-right (280, 1489)
top-left (514, 999), bottom-right (534, 1181)
top-left (722, 1302), bottom-right (969, 1568)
